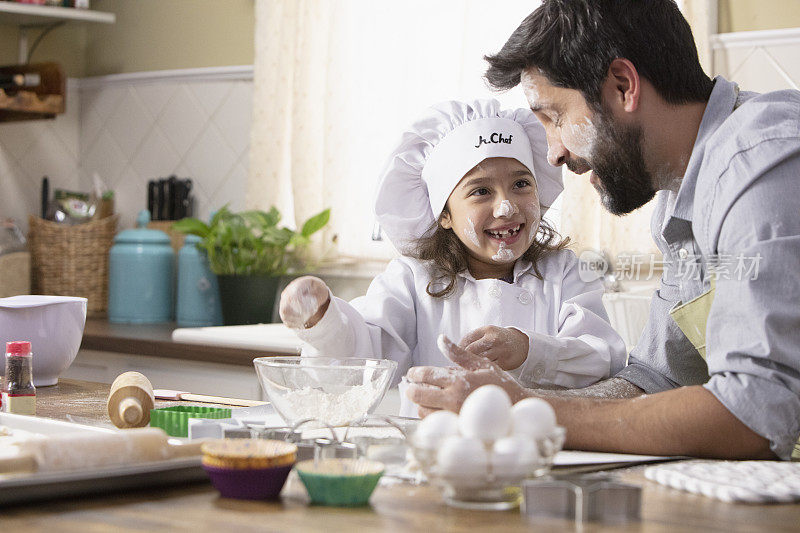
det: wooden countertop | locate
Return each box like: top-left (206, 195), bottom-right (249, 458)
top-left (3, 379), bottom-right (800, 532)
top-left (80, 319), bottom-right (292, 366)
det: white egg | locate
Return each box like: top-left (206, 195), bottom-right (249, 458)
top-left (490, 436), bottom-right (541, 477)
top-left (458, 385), bottom-right (512, 441)
top-left (413, 410), bottom-right (460, 449)
top-left (511, 397), bottom-right (556, 439)
top-left (436, 435), bottom-right (488, 477)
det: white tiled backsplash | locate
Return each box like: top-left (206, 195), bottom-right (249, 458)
top-left (0, 66), bottom-right (253, 232)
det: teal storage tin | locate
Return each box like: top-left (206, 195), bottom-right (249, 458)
top-left (176, 234), bottom-right (223, 327)
top-left (108, 210), bottom-right (175, 324)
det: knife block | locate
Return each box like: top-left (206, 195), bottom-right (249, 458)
top-left (147, 221), bottom-right (185, 255)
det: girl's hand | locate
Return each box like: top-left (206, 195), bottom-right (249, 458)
top-left (405, 335), bottom-right (529, 417)
top-left (279, 276), bottom-right (331, 329)
top-left (458, 326), bottom-right (528, 371)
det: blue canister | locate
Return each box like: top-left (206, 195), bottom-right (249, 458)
top-left (176, 235), bottom-right (223, 327)
top-left (108, 210), bottom-right (174, 324)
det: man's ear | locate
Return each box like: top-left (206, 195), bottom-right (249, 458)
top-left (440, 210), bottom-right (452, 230)
top-left (604, 58), bottom-right (640, 113)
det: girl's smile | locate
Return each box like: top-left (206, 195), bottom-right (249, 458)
top-left (485, 222), bottom-right (525, 245)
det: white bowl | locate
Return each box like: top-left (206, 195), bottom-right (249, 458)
top-left (0, 295), bottom-right (87, 386)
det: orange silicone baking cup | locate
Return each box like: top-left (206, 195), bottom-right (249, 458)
top-left (200, 439), bottom-right (297, 470)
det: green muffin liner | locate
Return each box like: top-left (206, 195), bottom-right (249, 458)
top-left (296, 459), bottom-right (384, 507)
top-left (150, 405), bottom-right (232, 437)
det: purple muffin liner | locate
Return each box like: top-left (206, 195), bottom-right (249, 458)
top-left (202, 463), bottom-right (294, 500)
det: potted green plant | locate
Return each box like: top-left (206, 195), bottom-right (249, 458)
top-left (172, 205), bottom-right (330, 325)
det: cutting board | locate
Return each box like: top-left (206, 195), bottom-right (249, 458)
top-left (171, 323), bottom-right (302, 354)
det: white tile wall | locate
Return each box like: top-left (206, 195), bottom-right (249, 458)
top-left (712, 28), bottom-right (800, 94)
top-left (0, 80), bottom-right (81, 232)
top-left (78, 69), bottom-right (254, 229)
top-left (0, 67), bottom-right (254, 233)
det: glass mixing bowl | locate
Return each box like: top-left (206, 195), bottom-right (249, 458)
top-left (409, 426), bottom-right (566, 511)
top-left (253, 357), bottom-right (397, 428)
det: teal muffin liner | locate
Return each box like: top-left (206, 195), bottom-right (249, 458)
top-left (150, 405), bottom-right (232, 437)
top-left (296, 459), bottom-right (384, 507)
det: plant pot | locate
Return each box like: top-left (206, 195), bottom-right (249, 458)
top-left (217, 275), bottom-right (281, 325)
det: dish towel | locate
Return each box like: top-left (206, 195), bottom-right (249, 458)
top-left (644, 460), bottom-right (800, 503)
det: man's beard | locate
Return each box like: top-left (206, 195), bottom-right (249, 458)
top-left (566, 108), bottom-right (656, 216)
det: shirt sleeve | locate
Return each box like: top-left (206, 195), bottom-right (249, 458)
top-left (701, 145), bottom-right (800, 460)
top-left (295, 259), bottom-right (418, 382)
top-left (510, 252), bottom-right (627, 389)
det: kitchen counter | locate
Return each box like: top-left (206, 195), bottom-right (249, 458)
top-left (80, 319), bottom-right (293, 367)
top-left (4, 379), bottom-right (800, 532)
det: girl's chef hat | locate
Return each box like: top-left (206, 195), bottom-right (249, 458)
top-left (375, 99), bottom-right (563, 252)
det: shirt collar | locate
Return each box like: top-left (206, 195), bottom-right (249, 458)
top-left (457, 259), bottom-right (535, 283)
top-left (670, 76), bottom-right (739, 222)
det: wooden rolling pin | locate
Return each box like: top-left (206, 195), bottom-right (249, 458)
top-left (107, 371), bottom-right (155, 428)
top-left (0, 427), bottom-right (202, 474)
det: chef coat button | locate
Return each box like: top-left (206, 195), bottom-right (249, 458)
top-left (488, 286), bottom-right (502, 299)
top-left (533, 364), bottom-right (545, 379)
top-left (518, 290), bottom-right (532, 304)
top-left (678, 248), bottom-right (689, 260)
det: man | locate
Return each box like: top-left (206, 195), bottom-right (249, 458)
top-left (406, 0), bottom-right (800, 460)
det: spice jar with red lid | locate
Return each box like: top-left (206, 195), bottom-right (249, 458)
top-left (2, 341), bottom-right (36, 415)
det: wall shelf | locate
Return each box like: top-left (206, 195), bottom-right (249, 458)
top-left (0, 2), bottom-right (115, 26)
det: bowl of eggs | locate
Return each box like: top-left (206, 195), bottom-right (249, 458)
top-left (409, 385), bottom-right (565, 510)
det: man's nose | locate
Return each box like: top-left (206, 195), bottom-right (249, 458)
top-left (545, 133), bottom-right (569, 167)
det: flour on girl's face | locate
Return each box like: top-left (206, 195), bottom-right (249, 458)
top-left (493, 200), bottom-right (518, 218)
top-left (492, 242), bottom-right (515, 262)
top-left (523, 202), bottom-right (541, 246)
top-left (462, 217), bottom-right (481, 247)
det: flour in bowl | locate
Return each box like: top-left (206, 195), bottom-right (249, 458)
top-left (273, 383), bottom-right (379, 426)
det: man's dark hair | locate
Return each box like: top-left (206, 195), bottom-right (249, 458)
top-left (485, 0), bottom-right (714, 108)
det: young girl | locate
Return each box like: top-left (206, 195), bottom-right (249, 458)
top-left (279, 99), bottom-right (625, 417)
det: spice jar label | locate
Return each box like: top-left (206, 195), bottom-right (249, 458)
top-left (1, 393), bottom-right (35, 415)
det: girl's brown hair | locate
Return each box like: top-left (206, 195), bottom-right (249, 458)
top-left (409, 206), bottom-right (569, 298)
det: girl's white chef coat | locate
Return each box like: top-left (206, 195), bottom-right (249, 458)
top-left (297, 248), bottom-right (627, 417)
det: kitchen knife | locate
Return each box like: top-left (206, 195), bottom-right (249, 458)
top-left (147, 180), bottom-right (157, 220)
top-left (183, 179), bottom-right (193, 217)
top-left (41, 176), bottom-right (49, 218)
top-left (170, 176), bottom-right (185, 220)
top-left (156, 179), bottom-right (166, 221)
top-left (166, 175), bottom-right (177, 220)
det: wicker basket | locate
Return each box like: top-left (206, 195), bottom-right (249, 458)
top-left (28, 215), bottom-right (118, 318)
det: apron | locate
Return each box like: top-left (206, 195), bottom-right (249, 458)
top-left (667, 86), bottom-right (799, 460)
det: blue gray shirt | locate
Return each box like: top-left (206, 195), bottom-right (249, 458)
top-left (616, 76), bottom-right (800, 460)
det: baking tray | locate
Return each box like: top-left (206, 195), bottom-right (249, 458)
top-left (0, 413), bottom-right (207, 506)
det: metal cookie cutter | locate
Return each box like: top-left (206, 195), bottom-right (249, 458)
top-left (522, 474), bottom-right (641, 523)
top-left (240, 418), bottom-right (358, 463)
